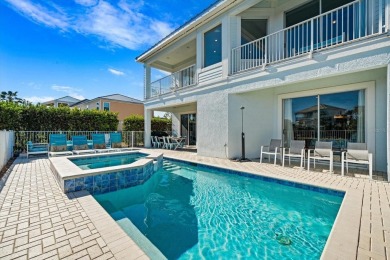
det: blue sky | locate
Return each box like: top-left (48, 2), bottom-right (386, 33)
top-left (0, 0), bottom-right (216, 103)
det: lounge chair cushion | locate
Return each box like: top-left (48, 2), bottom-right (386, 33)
top-left (112, 142), bottom-right (122, 148)
top-left (94, 144), bottom-right (106, 149)
top-left (74, 144), bottom-right (89, 150)
top-left (50, 145), bottom-right (67, 152)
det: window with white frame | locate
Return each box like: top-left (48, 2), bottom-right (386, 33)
top-left (96, 102), bottom-right (100, 110)
top-left (103, 102), bottom-right (110, 111)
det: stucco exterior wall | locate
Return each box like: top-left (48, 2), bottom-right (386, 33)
top-left (99, 99), bottom-right (144, 121)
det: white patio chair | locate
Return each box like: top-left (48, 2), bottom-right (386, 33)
top-left (282, 140), bottom-right (305, 168)
top-left (260, 139), bottom-right (282, 165)
top-left (150, 136), bottom-right (157, 148)
top-left (164, 136), bottom-right (175, 150)
top-left (341, 143), bottom-right (372, 179)
top-left (155, 136), bottom-right (163, 148)
top-left (307, 141), bottom-right (333, 173)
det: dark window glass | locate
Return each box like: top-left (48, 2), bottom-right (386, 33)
top-left (241, 19), bottom-right (267, 44)
top-left (286, 0), bottom-right (319, 27)
top-left (322, 0), bottom-right (354, 13)
top-left (204, 25), bottom-right (222, 67)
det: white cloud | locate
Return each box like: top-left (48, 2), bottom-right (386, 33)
top-left (51, 85), bottom-right (85, 100)
top-left (74, 0), bottom-right (97, 7)
top-left (4, 0), bottom-right (69, 30)
top-left (4, 0), bottom-right (176, 50)
top-left (108, 68), bottom-right (125, 76)
top-left (24, 96), bottom-right (54, 104)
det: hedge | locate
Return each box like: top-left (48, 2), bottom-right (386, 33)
top-left (123, 115), bottom-right (171, 133)
top-left (0, 102), bottom-right (118, 131)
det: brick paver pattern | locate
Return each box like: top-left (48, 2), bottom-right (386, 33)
top-left (0, 150), bottom-right (389, 259)
top-left (0, 158), bottom-right (114, 260)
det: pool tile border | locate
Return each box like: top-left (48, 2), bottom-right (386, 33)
top-left (166, 157), bottom-right (345, 197)
top-left (50, 151), bottom-right (163, 195)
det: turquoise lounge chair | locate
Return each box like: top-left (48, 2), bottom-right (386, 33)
top-left (48, 134), bottom-right (73, 157)
top-left (92, 134), bottom-right (116, 153)
top-left (72, 136), bottom-right (96, 155)
top-left (27, 141), bottom-right (48, 158)
top-left (109, 133), bottom-right (133, 151)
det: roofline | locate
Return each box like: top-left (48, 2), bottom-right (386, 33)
top-left (136, 0), bottom-right (240, 63)
top-left (42, 95), bottom-right (81, 104)
top-left (82, 95), bottom-right (143, 104)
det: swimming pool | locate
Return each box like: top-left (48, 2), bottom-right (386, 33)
top-left (69, 152), bottom-right (147, 170)
top-left (94, 159), bottom-right (344, 259)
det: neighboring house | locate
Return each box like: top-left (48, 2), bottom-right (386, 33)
top-left (70, 94), bottom-right (144, 130)
top-left (137, 0), bottom-right (390, 179)
top-left (42, 96), bottom-right (81, 107)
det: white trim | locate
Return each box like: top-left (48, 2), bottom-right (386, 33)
top-left (277, 81), bottom-right (376, 167)
top-left (178, 111), bottom-right (197, 146)
top-left (387, 64), bottom-right (390, 181)
top-left (103, 102), bottom-right (110, 111)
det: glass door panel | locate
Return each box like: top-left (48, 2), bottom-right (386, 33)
top-left (319, 90), bottom-right (365, 151)
top-left (283, 96), bottom-right (318, 149)
top-left (181, 113), bottom-right (197, 146)
top-left (188, 114), bottom-right (196, 146)
top-left (181, 114), bottom-right (189, 145)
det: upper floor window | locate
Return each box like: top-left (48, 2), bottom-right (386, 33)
top-left (103, 102), bottom-right (110, 111)
top-left (241, 19), bottom-right (267, 44)
top-left (285, 0), bottom-right (354, 27)
top-left (96, 102), bottom-right (100, 110)
top-left (204, 25), bottom-right (222, 67)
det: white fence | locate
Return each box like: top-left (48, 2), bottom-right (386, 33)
top-left (0, 130), bottom-right (14, 170)
top-left (14, 131), bottom-right (144, 152)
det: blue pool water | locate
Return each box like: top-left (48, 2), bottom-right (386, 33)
top-left (94, 159), bottom-right (344, 259)
top-left (70, 152), bottom-right (146, 170)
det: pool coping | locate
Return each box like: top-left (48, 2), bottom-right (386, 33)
top-left (162, 154), bottom-right (361, 259)
top-left (50, 151), bottom-right (161, 179)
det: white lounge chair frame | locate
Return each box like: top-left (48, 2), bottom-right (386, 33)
top-left (27, 142), bottom-right (49, 158)
top-left (307, 141), bottom-right (333, 173)
top-left (282, 140), bottom-right (305, 168)
top-left (341, 143), bottom-right (372, 179)
top-left (260, 139), bottom-right (282, 165)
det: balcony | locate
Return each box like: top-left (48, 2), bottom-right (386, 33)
top-left (231, 0), bottom-right (388, 74)
top-left (148, 64), bottom-right (197, 98)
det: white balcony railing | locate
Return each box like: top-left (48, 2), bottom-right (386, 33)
top-left (232, 0), bottom-right (388, 74)
top-left (149, 64), bottom-right (196, 98)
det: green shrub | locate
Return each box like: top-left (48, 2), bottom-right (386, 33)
top-left (0, 102), bottom-right (119, 131)
top-left (123, 115), bottom-right (171, 132)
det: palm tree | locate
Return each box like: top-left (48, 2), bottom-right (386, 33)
top-left (6, 91), bottom-right (18, 102)
top-left (0, 91), bottom-right (7, 101)
top-left (0, 91), bottom-right (19, 102)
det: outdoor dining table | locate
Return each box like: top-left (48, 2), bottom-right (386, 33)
top-left (171, 137), bottom-right (185, 150)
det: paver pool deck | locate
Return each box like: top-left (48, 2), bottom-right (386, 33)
top-left (0, 149), bottom-right (389, 259)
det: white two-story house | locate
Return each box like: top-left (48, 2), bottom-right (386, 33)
top-left (137, 0), bottom-right (390, 180)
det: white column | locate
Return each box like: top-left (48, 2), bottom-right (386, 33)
top-left (221, 15), bottom-right (230, 78)
top-left (144, 64), bottom-right (151, 99)
top-left (196, 31), bottom-right (203, 76)
top-left (387, 64), bottom-right (390, 181)
top-left (144, 109), bottom-right (153, 148)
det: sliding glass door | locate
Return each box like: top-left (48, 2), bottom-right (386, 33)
top-left (180, 113), bottom-right (196, 146)
top-left (283, 90), bottom-right (365, 151)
